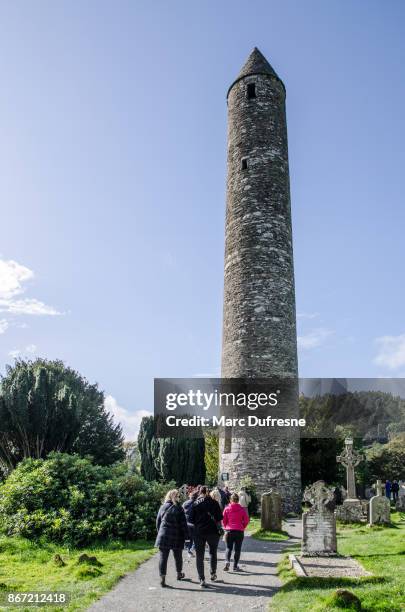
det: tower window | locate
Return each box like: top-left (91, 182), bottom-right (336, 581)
top-left (224, 427), bottom-right (232, 453)
top-left (247, 83), bottom-right (256, 99)
top-left (241, 158), bottom-right (248, 170)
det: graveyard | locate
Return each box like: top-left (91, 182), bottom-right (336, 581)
top-left (268, 437), bottom-right (405, 611)
top-left (271, 510), bottom-right (405, 611)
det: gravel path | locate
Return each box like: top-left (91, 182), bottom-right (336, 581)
top-left (89, 520), bottom-right (301, 612)
top-left (295, 555), bottom-right (371, 578)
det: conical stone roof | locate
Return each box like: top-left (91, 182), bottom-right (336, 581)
top-left (227, 47), bottom-right (284, 97)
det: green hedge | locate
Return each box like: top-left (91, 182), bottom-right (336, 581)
top-left (0, 453), bottom-right (172, 546)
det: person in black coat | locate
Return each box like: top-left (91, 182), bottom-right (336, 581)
top-left (183, 490), bottom-right (198, 556)
top-left (189, 486), bottom-right (223, 587)
top-left (155, 489), bottom-right (188, 587)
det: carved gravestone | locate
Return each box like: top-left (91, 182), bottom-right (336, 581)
top-left (396, 496), bottom-right (405, 511)
top-left (335, 438), bottom-right (364, 523)
top-left (369, 481), bottom-right (390, 525)
top-left (302, 481), bottom-right (337, 556)
top-left (261, 490), bottom-right (282, 531)
top-left (395, 487), bottom-right (405, 512)
top-left (397, 484), bottom-right (405, 510)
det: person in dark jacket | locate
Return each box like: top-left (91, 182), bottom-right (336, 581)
top-left (189, 486), bottom-right (223, 588)
top-left (218, 487), bottom-right (229, 509)
top-left (333, 486), bottom-right (343, 506)
top-left (155, 489), bottom-right (188, 587)
top-left (392, 480), bottom-right (399, 502)
top-left (183, 490), bottom-right (198, 556)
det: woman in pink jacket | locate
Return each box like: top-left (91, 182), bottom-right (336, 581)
top-left (222, 492), bottom-right (249, 571)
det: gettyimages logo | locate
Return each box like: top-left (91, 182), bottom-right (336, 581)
top-left (154, 378), bottom-right (303, 438)
top-left (165, 388), bottom-right (280, 411)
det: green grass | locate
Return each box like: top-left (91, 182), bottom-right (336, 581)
top-left (0, 537), bottom-right (155, 611)
top-left (247, 516), bottom-right (289, 541)
top-left (270, 511), bottom-right (405, 611)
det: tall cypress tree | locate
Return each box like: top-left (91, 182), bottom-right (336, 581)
top-left (138, 416), bottom-right (205, 485)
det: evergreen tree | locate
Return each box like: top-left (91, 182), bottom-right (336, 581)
top-left (138, 416), bottom-right (205, 485)
top-left (0, 359), bottom-right (124, 470)
top-left (204, 430), bottom-right (219, 486)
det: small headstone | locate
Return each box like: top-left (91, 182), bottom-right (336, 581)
top-left (397, 482), bottom-right (405, 510)
top-left (261, 489), bottom-right (282, 531)
top-left (395, 480), bottom-right (405, 512)
top-left (302, 480), bottom-right (337, 556)
top-left (369, 482), bottom-right (390, 525)
top-left (335, 499), bottom-right (364, 523)
top-left (396, 496), bottom-right (405, 511)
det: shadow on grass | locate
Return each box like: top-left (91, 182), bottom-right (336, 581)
top-left (280, 575), bottom-right (386, 593)
top-left (351, 551), bottom-right (405, 558)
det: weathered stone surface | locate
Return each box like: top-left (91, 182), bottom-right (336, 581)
top-left (219, 47), bottom-right (301, 513)
top-left (396, 496), bottom-right (405, 511)
top-left (302, 481), bottom-right (337, 556)
top-left (369, 495), bottom-right (390, 525)
top-left (336, 438), bottom-right (363, 500)
top-left (335, 499), bottom-right (364, 523)
top-left (261, 490), bottom-right (282, 531)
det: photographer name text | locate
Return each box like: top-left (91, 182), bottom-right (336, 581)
top-left (165, 415), bottom-right (306, 428)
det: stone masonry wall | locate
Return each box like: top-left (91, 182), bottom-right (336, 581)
top-left (220, 70), bottom-right (301, 513)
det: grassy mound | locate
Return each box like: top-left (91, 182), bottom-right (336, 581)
top-left (247, 517), bottom-right (289, 541)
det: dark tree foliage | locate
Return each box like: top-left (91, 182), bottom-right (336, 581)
top-left (138, 416), bottom-right (205, 485)
top-left (0, 359), bottom-right (124, 470)
top-left (366, 434), bottom-right (405, 481)
top-left (300, 391), bottom-right (405, 442)
top-left (298, 390), bottom-right (405, 489)
top-left (138, 416), bottom-right (160, 481)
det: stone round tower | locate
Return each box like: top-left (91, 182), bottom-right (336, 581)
top-left (219, 48), bottom-right (301, 513)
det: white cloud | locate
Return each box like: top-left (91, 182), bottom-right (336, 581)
top-left (374, 334), bottom-right (405, 370)
top-left (105, 394), bottom-right (151, 441)
top-left (297, 312), bottom-right (319, 320)
top-left (0, 259), bottom-right (34, 299)
top-left (0, 258), bottom-right (62, 319)
top-left (0, 319), bottom-right (9, 334)
top-left (0, 298), bottom-right (62, 316)
top-left (8, 344), bottom-right (37, 360)
top-left (298, 328), bottom-right (333, 350)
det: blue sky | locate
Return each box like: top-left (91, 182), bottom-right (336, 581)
top-left (1, 1), bottom-right (405, 438)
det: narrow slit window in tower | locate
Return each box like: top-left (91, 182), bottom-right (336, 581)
top-left (224, 427), bottom-right (232, 453)
top-left (247, 83), bottom-right (256, 99)
top-left (241, 158), bottom-right (248, 170)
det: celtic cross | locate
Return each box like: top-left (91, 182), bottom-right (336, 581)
top-left (336, 438), bottom-right (363, 500)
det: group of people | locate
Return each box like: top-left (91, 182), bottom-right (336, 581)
top-left (334, 479), bottom-right (404, 504)
top-left (383, 479), bottom-right (401, 501)
top-left (155, 484), bottom-right (251, 588)
top-left (363, 479), bottom-right (403, 501)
